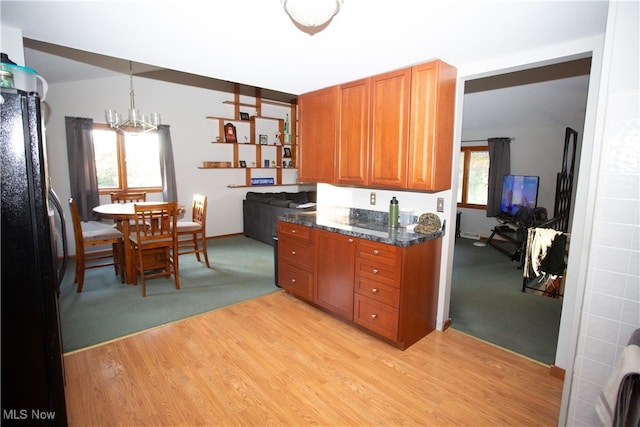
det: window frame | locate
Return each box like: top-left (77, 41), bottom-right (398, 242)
top-left (93, 123), bottom-right (163, 195)
top-left (458, 146), bottom-right (489, 210)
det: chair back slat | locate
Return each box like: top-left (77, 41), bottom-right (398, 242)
top-left (133, 202), bottom-right (178, 243)
top-left (192, 193), bottom-right (207, 226)
top-left (111, 192), bottom-right (147, 204)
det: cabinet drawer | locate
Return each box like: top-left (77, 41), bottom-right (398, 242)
top-left (278, 262), bottom-right (314, 301)
top-left (355, 277), bottom-right (400, 308)
top-left (279, 239), bottom-right (314, 271)
top-left (355, 259), bottom-right (399, 287)
top-left (357, 240), bottom-right (400, 266)
top-left (278, 222), bottom-right (313, 241)
top-left (354, 294), bottom-right (398, 341)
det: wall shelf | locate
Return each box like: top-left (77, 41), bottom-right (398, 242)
top-left (204, 84), bottom-right (298, 186)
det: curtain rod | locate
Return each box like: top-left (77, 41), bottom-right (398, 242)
top-left (461, 137), bottom-right (516, 143)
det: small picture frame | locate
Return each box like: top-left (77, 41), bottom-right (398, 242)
top-left (240, 112), bottom-right (250, 121)
top-left (239, 160), bottom-right (247, 168)
top-left (259, 134), bottom-right (268, 145)
top-left (224, 123), bottom-right (237, 143)
top-left (283, 147), bottom-right (292, 158)
top-left (264, 159), bottom-right (270, 168)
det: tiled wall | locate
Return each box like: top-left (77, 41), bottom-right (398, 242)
top-left (567, 2), bottom-right (640, 425)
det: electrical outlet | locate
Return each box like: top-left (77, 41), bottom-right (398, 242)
top-left (370, 192), bottom-right (376, 205)
top-left (437, 197), bottom-right (445, 212)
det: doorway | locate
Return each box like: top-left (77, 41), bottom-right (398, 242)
top-left (449, 57), bottom-right (591, 364)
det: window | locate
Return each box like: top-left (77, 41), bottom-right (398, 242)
top-left (457, 146), bottom-right (489, 209)
top-left (93, 124), bottom-right (162, 193)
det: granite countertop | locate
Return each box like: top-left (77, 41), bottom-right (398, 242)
top-left (278, 210), bottom-right (444, 247)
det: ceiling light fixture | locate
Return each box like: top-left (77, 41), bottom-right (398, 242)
top-left (105, 61), bottom-right (160, 133)
top-left (281, 0), bottom-right (343, 35)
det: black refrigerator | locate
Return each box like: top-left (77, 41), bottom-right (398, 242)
top-left (1, 88), bottom-right (68, 426)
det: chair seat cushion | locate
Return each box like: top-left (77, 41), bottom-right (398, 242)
top-left (175, 221), bottom-right (202, 232)
top-left (83, 228), bottom-right (122, 242)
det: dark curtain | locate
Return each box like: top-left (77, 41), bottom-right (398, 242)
top-left (158, 124), bottom-right (177, 202)
top-left (486, 137), bottom-right (511, 217)
top-left (65, 116), bottom-right (100, 221)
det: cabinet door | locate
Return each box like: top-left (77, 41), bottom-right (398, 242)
top-left (278, 262), bottom-right (314, 301)
top-left (337, 78), bottom-right (369, 185)
top-left (368, 67), bottom-right (411, 188)
top-left (315, 230), bottom-right (356, 320)
top-left (408, 60), bottom-right (457, 191)
top-left (298, 86), bottom-right (338, 183)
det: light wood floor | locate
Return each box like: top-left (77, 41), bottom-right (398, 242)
top-left (64, 291), bottom-right (563, 426)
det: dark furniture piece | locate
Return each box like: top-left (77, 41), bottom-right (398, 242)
top-left (487, 220), bottom-right (527, 263)
top-left (242, 191), bottom-right (316, 246)
top-left (487, 209), bottom-right (553, 266)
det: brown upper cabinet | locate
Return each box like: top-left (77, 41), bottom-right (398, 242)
top-left (297, 85), bottom-right (338, 184)
top-left (407, 60), bottom-right (457, 191)
top-left (336, 78), bottom-right (369, 186)
top-left (299, 59), bottom-right (456, 191)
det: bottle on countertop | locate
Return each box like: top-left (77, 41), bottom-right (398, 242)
top-left (389, 196), bottom-right (399, 228)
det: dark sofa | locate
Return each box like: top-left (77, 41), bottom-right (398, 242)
top-left (242, 191), bottom-right (317, 245)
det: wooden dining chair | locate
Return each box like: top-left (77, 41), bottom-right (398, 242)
top-left (110, 191), bottom-right (147, 203)
top-left (69, 198), bottom-right (124, 292)
top-left (175, 193), bottom-right (210, 268)
top-left (129, 202), bottom-right (180, 297)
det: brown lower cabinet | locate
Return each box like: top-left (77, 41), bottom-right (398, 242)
top-left (277, 221), bottom-right (442, 350)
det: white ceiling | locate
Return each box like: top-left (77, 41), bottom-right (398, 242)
top-left (1, 1), bottom-right (606, 130)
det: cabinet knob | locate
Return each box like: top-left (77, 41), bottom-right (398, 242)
top-left (371, 314), bottom-right (378, 319)
top-left (291, 278), bottom-right (297, 283)
top-left (372, 269), bottom-right (379, 274)
top-left (373, 249), bottom-right (379, 255)
top-left (348, 238), bottom-right (353, 243)
top-left (291, 229), bottom-right (296, 233)
top-left (371, 288), bottom-right (378, 294)
top-left (291, 250), bottom-right (296, 255)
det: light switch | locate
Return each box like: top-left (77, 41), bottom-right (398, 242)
top-left (437, 197), bottom-right (445, 212)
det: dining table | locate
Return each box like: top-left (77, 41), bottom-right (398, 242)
top-left (93, 202), bottom-right (185, 285)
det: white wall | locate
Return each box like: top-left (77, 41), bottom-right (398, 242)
top-left (563, 2), bottom-right (639, 425)
top-left (43, 75), bottom-right (312, 256)
top-left (0, 25), bottom-right (25, 65)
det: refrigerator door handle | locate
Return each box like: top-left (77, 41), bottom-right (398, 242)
top-left (48, 188), bottom-right (68, 292)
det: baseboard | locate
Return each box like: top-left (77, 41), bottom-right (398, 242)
top-left (442, 318), bottom-right (452, 331)
top-left (550, 365), bottom-right (565, 380)
top-left (206, 232), bottom-right (244, 241)
top-left (460, 231), bottom-right (481, 240)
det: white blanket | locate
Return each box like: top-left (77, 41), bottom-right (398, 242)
top-left (595, 343), bottom-right (640, 426)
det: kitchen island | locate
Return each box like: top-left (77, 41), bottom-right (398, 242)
top-left (277, 209), bottom-right (443, 350)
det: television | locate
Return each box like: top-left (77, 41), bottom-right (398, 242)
top-left (499, 175), bottom-right (540, 216)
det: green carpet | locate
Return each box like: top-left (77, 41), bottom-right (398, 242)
top-left (59, 235), bottom-right (279, 353)
top-left (450, 237), bottom-right (562, 365)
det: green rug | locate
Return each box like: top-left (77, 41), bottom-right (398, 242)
top-left (59, 235), bottom-right (279, 353)
top-left (450, 238), bottom-right (562, 365)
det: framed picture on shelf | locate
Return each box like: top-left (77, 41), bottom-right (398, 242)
top-left (239, 160), bottom-right (247, 168)
top-left (240, 112), bottom-right (250, 121)
top-left (259, 134), bottom-right (268, 145)
top-left (283, 147), bottom-right (292, 158)
top-left (224, 123), bottom-right (237, 143)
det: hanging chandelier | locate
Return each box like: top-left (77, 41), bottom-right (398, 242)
top-left (104, 61), bottom-right (160, 133)
top-left (281, 0), bottom-right (343, 35)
